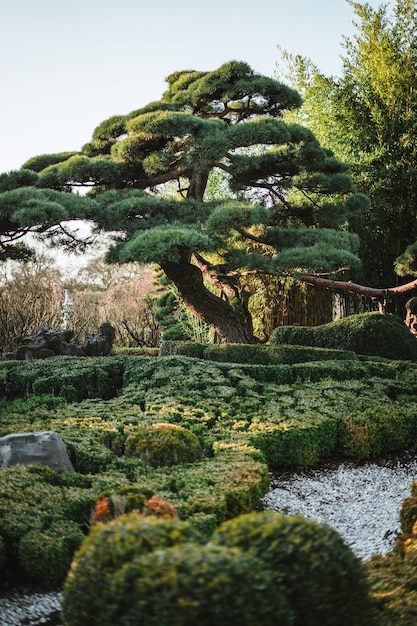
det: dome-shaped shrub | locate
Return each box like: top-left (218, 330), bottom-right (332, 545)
top-left (270, 312), bottom-right (417, 360)
top-left (125, 422), bottom-right (203, 467)
top-left (64, 542), bottom-right (290, 626)
top-left (61, 514), bottom-right (205, 625)
top-left (212, 510), bottom-right (371, 626)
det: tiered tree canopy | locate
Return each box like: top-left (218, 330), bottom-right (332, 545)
top-left (3, 61), bottom-right (369, 342)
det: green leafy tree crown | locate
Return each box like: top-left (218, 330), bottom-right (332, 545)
top-left (7, 60), bottom-right (368, 342)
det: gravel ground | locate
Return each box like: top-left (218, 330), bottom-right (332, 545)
top-left (0, 591), bottom-right (62, 626)
top-left (262, 452), bottom-right (417, 561)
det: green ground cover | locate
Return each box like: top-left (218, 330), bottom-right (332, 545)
top-left (1, 335), bottom-right (417, 622)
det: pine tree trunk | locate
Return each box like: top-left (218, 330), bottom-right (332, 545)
top-left (160, 254), bottom-right (257, 344)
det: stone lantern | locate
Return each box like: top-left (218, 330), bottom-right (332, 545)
top-left (62, 289), bottom-right (73, 330)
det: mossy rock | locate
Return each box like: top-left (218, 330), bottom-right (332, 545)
top-left (270, 312), bottom-right (417, 360)
top-left (212, 510), bottom-right (371, 626)
top-left (125, 422), bottom-right (203, 467)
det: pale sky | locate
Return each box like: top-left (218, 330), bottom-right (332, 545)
top-left (1, 0), bottom-right (386, 175)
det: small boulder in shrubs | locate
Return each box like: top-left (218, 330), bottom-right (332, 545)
top-left (125, 422), bottom-right (203, 467)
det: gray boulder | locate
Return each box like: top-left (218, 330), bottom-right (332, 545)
top-left (0, 431), bottom-right (74, 472)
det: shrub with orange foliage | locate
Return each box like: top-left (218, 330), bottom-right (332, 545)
top-left (91, 497), bottom-right (112, 525)
top-left (90, 493), bottom-right (177, 526)
top-left (143, 495), bottom-right (178, 519)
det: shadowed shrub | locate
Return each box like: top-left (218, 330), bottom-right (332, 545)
top-left (270, 312), bottom-right (417, 360)
top-left (212, 510), bottom-right (372, 626)
top-left (61, 515), bottom-right (206, 626)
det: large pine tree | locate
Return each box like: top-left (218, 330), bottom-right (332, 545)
top-left (11, 61), bottom-right (367, 342)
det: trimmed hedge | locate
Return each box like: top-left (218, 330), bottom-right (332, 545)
top-left (62, 511), bottom-right (371, 626)
top-left (270, 312), bottom-right (417, 360)
top-left (125, 422), bottom-right (203, 467)
top-left (160, 340), bottom-right (358, 364)
top-left (249, 413), bottom-right (339, 469)
top-left (0, 356), bottom-right (125, 401)
top-left (213, 511), bottom-right (371, 626)
top-left (18, 520), bottom-right (85, 589)
top-left (2, 352), bottom-right (417, 595)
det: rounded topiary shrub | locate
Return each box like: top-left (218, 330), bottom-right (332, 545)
top-left (61, 514), bottom-right (205, 625)
top-left (64, 542), bottom-right (290, 626)
top-left (270, 312), bottom-right (417, 360)
top-left (212, 510), bottom-right (371, 626)
top-left (125, 422), bottom-right (203, 467)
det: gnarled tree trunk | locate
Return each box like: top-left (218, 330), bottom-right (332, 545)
top-left (160, 251), bottom-right (257, 344)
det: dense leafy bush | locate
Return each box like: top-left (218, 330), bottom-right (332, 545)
top-left (18, 520), bottom-right (85, 588)
top-left (366, 479), bottom-right (417, 624)
top-left (270, 312), bottom-right (417, 360)
top-left (160, 340), bottom-right (357, 364)
top-left (203, 342), bottom-right (357, 364)
top-left (365, 551), bottom-right (417, 626)
top-left (125, 422), bottom-right (203, 467)
top-left (61, 515), bottom-right (206, 625)
top-left (62, 511), bottom-right (370, 626)
top-left (65, 541), bottom-right (288, 626)
top-left (168, 340), bottom-right (207, 358)
top-left (339, 407), bottom-right (417, 460)
top-left (249, 413), bottom-right (339, 469)
top-left (212, 510), bottom-right (372, 626)
top-left (0, 465), bottom-right (130, 588)
top-left (0, 356), bottom-right (125, 401)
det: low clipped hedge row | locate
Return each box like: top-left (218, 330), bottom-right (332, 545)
top-left (62, 511), bottom-right (371, 626)
top-left (270, 312), bottom-right (417, 361)
top-left (0, 356), bottom-right (125, 401)
top-left (160, 338), bottom-right (358, 364)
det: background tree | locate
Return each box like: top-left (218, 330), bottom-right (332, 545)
top-left (68, 258), bottom-right (160, 347)
top-left (276, 0), bottom-right (417, 296)
top-left (0, 256), bottom-right (159, 348)
top-left (18, 61), bottom-right (365, 343)
top-left (0, 255), bottom-right (63, 345)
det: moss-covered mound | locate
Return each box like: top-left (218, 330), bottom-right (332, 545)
top-left (213, 510), bottom-right (371, 626)
top-left (62, 511), bottom-right (371, 626)
top-left (125, 422), bottom-right (203, 467)
top-left (270, 312), bottom-right (417, 360)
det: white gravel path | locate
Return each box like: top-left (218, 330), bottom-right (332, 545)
top-left (263, 454), bottom-right (417, 561)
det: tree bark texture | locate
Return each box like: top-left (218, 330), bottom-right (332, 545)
top-left (160, 253), bottom-right (257, 344)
